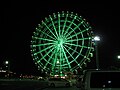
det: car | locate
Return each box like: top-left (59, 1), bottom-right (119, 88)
top-left (81, 69), bottom-right (120, 90)
top-left (48, 78), bottom-right (71, 87)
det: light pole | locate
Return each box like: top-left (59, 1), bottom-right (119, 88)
top-left (94, 36), bottom-right (100, 70)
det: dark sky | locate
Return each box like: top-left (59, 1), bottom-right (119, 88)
top-left (1, 1), bottom-right (120, 74)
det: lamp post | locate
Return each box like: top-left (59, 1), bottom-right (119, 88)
top-left (94, 36), bottom-right (100, 70)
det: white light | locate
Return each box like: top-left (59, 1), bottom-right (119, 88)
top-left (117, 55), bottom-right (120, 59)
top-left (61, 76), bottom-right (65, 79)
top-left (94, 36), bottom-right (100, 41)
top-left (55, 75), bottom-right (59, 77)
top-left (108, 80), bottom-right (111, 83)
top-left (0, 70), bottom-right (6, 72)
top-left (57, 61), bottom-right (59, 64)
top-left (5, 61), bottom-right (9, 64)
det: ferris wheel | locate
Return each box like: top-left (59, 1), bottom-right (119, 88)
top-left (31, 11), bottom-right (94, 76)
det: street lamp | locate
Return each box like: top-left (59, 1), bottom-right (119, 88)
top-left (94, 36), bottom-right (100, 70)
top-left (117, 55), bottom-right (120, 60)
top-left (5, 61), bottom-right (9, 64)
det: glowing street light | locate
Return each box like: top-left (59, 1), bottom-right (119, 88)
top-left (5, 61), bottom-right (9, 64)
top-left (94, 36), bottom-right (100, 70)
top-left (117, 55), bottom-right (120, 59)
top-left (94, 36), bottom-right (100, 41)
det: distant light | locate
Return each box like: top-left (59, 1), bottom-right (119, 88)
top-left (0, 70), bottom-right (6, 72)
top-left (5, 61), bottom-right (9, 64)
top-left (117, 55), bottom-right (120, 59)
top-left (57, 61), bottom-right (59, 64)
top-left (61, 76), bottom-right (65, 79)
top-left (55, 75), bottom-right (59, 77)
top-left (108, 80), bottom-right (111, 84)
top-left (94, 36), bottom-right (100, 41)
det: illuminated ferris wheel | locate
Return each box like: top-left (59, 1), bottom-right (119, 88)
top-left (31, 11), bottom-right (94, 76)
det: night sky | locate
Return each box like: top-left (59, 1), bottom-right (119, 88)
top-left (1, 1), bottom-right (120, 75)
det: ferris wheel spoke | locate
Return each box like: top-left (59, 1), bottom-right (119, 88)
top-left (38, 29), bottom-right (56, 40)
top-left (34, 45), bottom-right (54, 55)
top-left (62, 13), bottom-right (68, 35)
top-left (62, 46), bottom-right (81, 69)
top-left (42, 21), bottom-right (57, 39)
top-left (49, 15), bottom-right (59, 37)
top-left (64, 44), bottom-right (85, 58)
top-left (61, 46), bottom-right (71, 69)
top-left (37, 48), bottom-right (55, 68)
top-left (44, 49), bottom-right (56, 68)
top-left (40, 47), bottom-right (55, 61)
top-left (66, 31), bottom-right (81, 40)
top-left (65, 21), bottom-right (83, 38)
top-left (63, 45), bottom-right (75, 60)
top-left (34, 37), bottom-right (55, 42)
top-left (70, 54), bottom-right (80, 64)
top-left (33, 43), bottom-right (54, 47)
top-left (63, 16), bottom-right (76, 36)
top-left (65, 43), bottom-right (89, 49)
top-left (67, 28), bottom-right (89, 40)
top-left (58, 13), bottom-right (61, 36)
top-left (64, 44), bottom-right (79, 54)
top-left (59, 47), bottom-right (62, 71)
top-left (71, 60), bottom-right (81, 69)
top-left (66, 37), bottom-right (91, 43)
top-left (52, 49), bottom-right (58, 71)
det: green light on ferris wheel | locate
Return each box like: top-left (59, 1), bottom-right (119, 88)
top-left (31, 11), bottom-right (94, 76)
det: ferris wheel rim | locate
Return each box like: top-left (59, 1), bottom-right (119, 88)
top-left (31, 11), bottom-right (94, 73)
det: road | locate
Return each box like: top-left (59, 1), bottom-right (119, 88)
top-left (0, 79), bottom-right (48, 90)
top-left (0, 79), bottom-right (81, 90)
